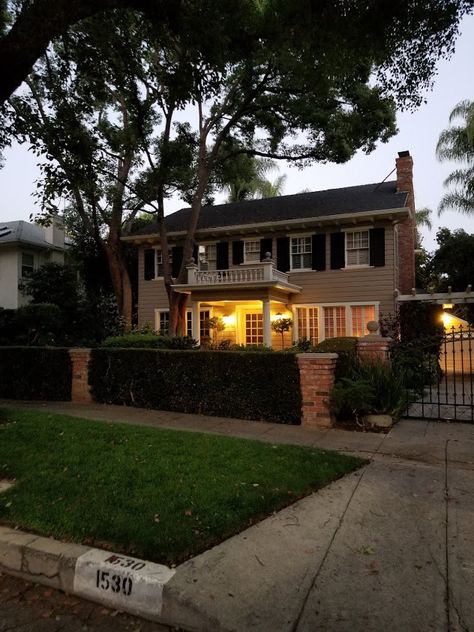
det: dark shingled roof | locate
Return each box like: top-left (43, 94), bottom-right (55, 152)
top-left (132, 180), bottom-right (407, 235)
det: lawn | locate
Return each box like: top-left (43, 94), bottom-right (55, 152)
top-left (0, 408), bottom-right (364, 565)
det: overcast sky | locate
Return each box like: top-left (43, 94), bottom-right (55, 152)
top-left (1, 13), bottom-right (473, 252)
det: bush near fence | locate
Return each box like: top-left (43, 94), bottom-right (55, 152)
top-left (0, 347), bottom-right (72, 400)
top-left (90, 348), bottom-right (301, 424)
top-left (313, 337), bottom-right (358, 380)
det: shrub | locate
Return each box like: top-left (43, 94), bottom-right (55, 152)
top-left (313, 337), bottom-right (358, 380)
top-left (330, 358), bottom-right (407, 425)
top-left (90, 349), bottom-right (301, 424)
top-left (102, 333), bottom-right (197, 349)
top-left (0, 347), bottom-right (71, 400)
top-left (0, 303), bottom-right (63, 346)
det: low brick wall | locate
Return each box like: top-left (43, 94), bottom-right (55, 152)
top-left (296, 353), bottom-right (338, 428)
top-left (69, 349), bottom-right (93, 404)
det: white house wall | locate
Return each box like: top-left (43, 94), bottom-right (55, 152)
top-left (0, 247), bottom-right (20, 309)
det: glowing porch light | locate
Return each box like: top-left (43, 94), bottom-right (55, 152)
top-left (442, 303), bottom-right (454, 310)
top-left (222, 314), bottom-right (236, 326)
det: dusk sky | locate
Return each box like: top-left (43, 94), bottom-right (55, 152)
top-left (1, 13), bottom-right (473, 252)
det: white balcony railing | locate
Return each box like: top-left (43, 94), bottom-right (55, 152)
top-left (186, 260), bottom-right (289, 286)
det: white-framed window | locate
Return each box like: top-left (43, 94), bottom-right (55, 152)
top-left (351, 305), bottom-right (376, 337)
top-left (198, 244), bottom-right (217, 271)
top-left (244, 240), bottom-right (261, 263)
top-left (294, 302), bottom-right (378, 342)
top-left (21, 252), bottom-right (35, 278)
top-left (200, 310), bottom-right (211, 339)
top-left (296, 307), bottom-right (319, 343)
top-left (245, 313), bottom-right (263, 344)
top-left (345, 230), bottom-right (369, 267)
top-left (291, 236), bottom-right (312, 270)
top-left (324, 306), bottom-right (346, 338)
top-left (155, 249), bottom-right (172, 278)
top-left (155, 309), bottom-right (193, 336)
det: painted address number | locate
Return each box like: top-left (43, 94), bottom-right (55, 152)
top-left (96, 569), bottom-right (133, 596)
top-left (104, 554), bottom-right (146, 572)
top-left (74, 548), bottom-right (176, 618)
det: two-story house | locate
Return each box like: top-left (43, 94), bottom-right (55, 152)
top-left (125, 151), bottom-right (416, 348)
top-left (0, 219), bottom-right (66, 309)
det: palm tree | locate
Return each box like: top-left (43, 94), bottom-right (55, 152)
top-left (415, 207), bottom-right (432, 248)
top-left (436, 100), bottom-right (474, 216)
top-left (225, 156), bottom-right (286, 202)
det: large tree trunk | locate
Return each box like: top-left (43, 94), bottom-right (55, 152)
top-left (103, 241), bottom-right (133, 326)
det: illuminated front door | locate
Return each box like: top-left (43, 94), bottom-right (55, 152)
top-left (245, 313), bottom-right (263, 345)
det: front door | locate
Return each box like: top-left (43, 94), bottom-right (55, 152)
top-left (245, 312), bottom-right (263, 345)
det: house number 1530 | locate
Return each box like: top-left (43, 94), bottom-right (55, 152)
top-left (96, 569), bottom-right (133, 596)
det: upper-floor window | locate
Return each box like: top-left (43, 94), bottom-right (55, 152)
top-left (198, 244), bottom-right (216, 271)
top-left (244, 240), bottom-right (260, 263)
top-left (21, 253), bottom-right (35, 278)
top-left (291, 237), bottom-right (312, 270)
top-left (156, 250), bottom-right (172, 277)
top-left (345, 230), bottom-right (369, 266)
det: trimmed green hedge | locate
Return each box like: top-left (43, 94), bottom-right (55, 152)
top-left (313, 337), bottom-right (358, 380)
top-left (102, 333), bottom-right (197, 349)
top-left (0, 347), bottom-right (71, 400)
top-left (90, 349), bottom-right (301, 424)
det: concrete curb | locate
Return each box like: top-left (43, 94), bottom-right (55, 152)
top-left (0, 526), bottom-right (199, 628)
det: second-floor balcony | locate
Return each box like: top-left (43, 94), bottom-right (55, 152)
top-left (172, 257), bottom-right (301, 295)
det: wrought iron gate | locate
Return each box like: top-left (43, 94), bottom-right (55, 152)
top-left (399, 325), bottom-right (474, 422)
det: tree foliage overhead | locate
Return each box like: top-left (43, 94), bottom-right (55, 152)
top-left (3, 1), bottom-right (474, 331)
top-left (436, 99), bottom-right (474, 215)
top-left (427, 227), bottom-right (474, 292)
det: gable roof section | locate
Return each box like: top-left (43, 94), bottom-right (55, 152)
top-left (131, 180), bottom-right (408, 237)
top-left (0, 221), bottom-right (51, 248)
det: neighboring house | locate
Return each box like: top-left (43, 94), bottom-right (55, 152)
top-left (125, 151), bottom-right (416, 348)
top-left (0, 219), bottom-right (66, 309)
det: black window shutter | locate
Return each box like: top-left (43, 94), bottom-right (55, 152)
top-left (171, 246), bottom-right (183, 278)
top-left (260, 238), bottom-right (273, 260)
top-left (276, 237), bottom-right (290, 272)
top-left (216, 242), bottom-right (229, 270)
top-left (232, 240), bottom-right (244, 265)
top-left (370, 228), bottom-right (385, 267)
top-left (144, 249), bottom-right (155, 280)
top-left (330, 233), bottom-right (345, 269)
top-left (311, 234), bottom-right (326, 271)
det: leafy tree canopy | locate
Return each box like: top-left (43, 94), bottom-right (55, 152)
top-left (427, 228), bottom-right (474, 292)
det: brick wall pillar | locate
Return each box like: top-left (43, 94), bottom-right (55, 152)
top-left (357, 336), bottom-right (391, 364)
top-left (296, 353), bottom-right (338, 428)
top-left (69, 348), bottom-right (93, 403)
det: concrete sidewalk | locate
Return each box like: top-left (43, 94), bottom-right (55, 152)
top-left (1, 400), bottom-right (474, 630)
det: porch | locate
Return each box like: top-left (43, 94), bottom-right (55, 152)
top-left (171, 256), bottom-right (301, 348)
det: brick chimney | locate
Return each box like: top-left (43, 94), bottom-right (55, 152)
top-left (395, 151), bottom-right (416, 294)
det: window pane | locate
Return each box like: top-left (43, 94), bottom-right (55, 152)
top-left (351, 305), bottom-right (375, 337)
top-left (244, 240), bottom-right (260, 262)
top-left (186, 311), bottom-right (192, 337)
top-left (159, 312), bottom-right (169, 335)
top-left (21, 253), bottom-right (34, 277)
top-left (324, 306), bottom-right (346, 339)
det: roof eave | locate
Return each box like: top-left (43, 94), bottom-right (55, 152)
top-left (122, 206), bottom-right (409, 244)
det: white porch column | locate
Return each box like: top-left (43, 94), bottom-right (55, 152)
top-left (262, 298), bottom-right (272, 347)
top-left (191, 300), bottom-right (200, 344)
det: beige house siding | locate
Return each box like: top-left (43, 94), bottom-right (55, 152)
top-left (137, 222), bottom-right (398, 330)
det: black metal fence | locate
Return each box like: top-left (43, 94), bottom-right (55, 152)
top-left (395, 325), bottom-right (474, 422)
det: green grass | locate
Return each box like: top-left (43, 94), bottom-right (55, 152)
top-left (0, 408), bottom-right (364, 565)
